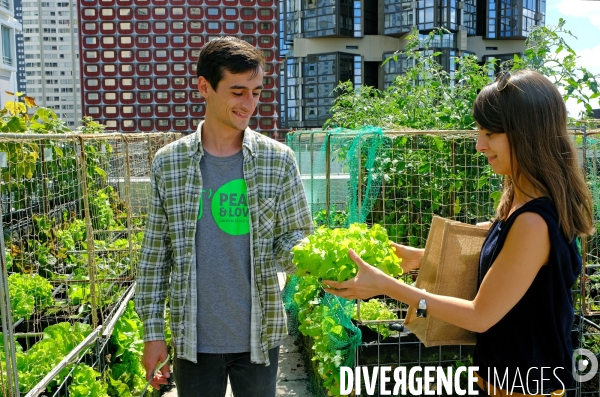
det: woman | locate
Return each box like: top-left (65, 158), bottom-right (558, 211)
top-left (324, 69), bottom-right (594, 396)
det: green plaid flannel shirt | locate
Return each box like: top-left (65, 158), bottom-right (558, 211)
top-left (134, 124), bottom-right (313, 365)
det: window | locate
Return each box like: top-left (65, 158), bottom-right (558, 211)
top-left (102, 37), bottom-right (114, 45)
top-left (120, 37), bottom-right (132, 45)
top-left (156, 92), bottom-right (169, 99)
top-left (157, 105), bottom-right (169, 113)
top-left (156, 64), bottom-right (168, 72)
top-left (155, 8), bottom-right (166, 15)
top-left (86, 65), bottom-right (98, 72)
top-left (155, 22), bottom-right (166, 29)
top-left (123, 106), bottom-right (134, 114)
top-left (122, 78), bottom-right (133, 86)
top-left (2, 26), bottom-right (12, 65)
top-left (85, 37), bottom-right (97, 45)
top-left (175, 106), bottom-right (186, 113)
top-left (157, 120), bottom-right (169, 126)
top-left (101, 8), bottom-right (114, 17)
top-left (104, 79), bottom-right (116, 87)
top-left (88, 93), bottom-right (99, 100)
top-left (88, 107), bottom-right (100, 114)
top-left (156, 36), bottom-right (167, 44)
top-left (140, 106), bottom-right (151, 113)
top-left (172, 7), bottom-right (184, 15)
top-left (173, 64), bottom-right (185, 71)
top-left (140, 120), bottom-right (152, 127)
top-left (173, 36), bottom-right (184, 43)
top-left (174, 92), bottom-right (186, 99)
top-left (174, 78), bottom-right (185, 85)
top-left (123, 120), bottom-right (134, 128)
top-left (104, 65), bottom-right (115, 72)
top-left (139, 78), bottom-right (151, 86)
top-left (87, 79), bottom-right (99, 86)
top-left (139, 92), bottom-right (151, 100)
top-left (106, 120), bottom-right (117, 128)
top-left (157, 78), bottom-right (168, 85)
top-left (105, 92), bottom-right (116, 100)
top-left (121, 64), bottom-right (133, 72)
top-left (137, 8), bottom-right (148, 16)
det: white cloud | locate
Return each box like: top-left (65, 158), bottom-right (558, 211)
top-left (577, 45), bottom-right (600, 74)
top-left (555, 0), bottom-right (600, 28)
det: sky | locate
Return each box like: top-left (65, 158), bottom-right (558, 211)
top-left (545, 0), bottom-right (600, 116)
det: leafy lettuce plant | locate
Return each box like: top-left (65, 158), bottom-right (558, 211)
top-left (352, 298), bottom-right (399, 339)
top-left (68, 364), bottom-right (110, 397)
top-left (8, 273), bottom-right (54, 321)
top-left (293, 223), bottom-right (402, 282)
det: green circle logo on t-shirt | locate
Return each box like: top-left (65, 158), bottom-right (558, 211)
top-left (211, 179), bottom-right (250, 235)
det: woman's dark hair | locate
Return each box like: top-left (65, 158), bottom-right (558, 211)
top-left (196, 36), bottom-right (266, 91)
top-left (473, 69), bottom-right (594, 239)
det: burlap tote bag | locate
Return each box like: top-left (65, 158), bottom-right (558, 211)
top-left (403, 216), bottom-right (489, 347)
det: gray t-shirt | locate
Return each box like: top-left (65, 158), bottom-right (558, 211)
top-left (195, 150), bottom-right (251, 353)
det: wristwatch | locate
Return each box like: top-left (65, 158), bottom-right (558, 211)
top-left (416, 298), bottom-right (427, 318)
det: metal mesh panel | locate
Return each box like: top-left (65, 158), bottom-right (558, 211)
top-left (288, 128), bottom-right (595, 397)
top-left (0, 132), bottom-right (180, 396)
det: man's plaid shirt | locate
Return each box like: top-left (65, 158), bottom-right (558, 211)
top-left (134, 123), bottom-right (313, 365)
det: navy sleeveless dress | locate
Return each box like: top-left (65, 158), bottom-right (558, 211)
top-left (474, 197), bottom-right (580, 393)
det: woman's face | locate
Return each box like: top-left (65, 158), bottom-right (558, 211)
top-left (476, 129), bottom-right (514, 175)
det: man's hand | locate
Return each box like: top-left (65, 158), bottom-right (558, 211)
top-left (142, 340), bottom-right (171, 390)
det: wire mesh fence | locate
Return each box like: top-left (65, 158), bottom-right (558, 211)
top-left (0, 132), bottom-right (180, 397)
top-left (287, 127), bottom-right (600, 397)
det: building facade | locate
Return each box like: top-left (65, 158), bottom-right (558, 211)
top-left (77, 0), bottom-right (282, 138)
top-left (281, 0), bottom-right (546, 129)
top-left (0, 0), bottom-right (22, 108)
top-left (21, 0), bottom-right (81, 127)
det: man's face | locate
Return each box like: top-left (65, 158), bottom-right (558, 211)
top-left (198, 68), bottom-right (264, 134)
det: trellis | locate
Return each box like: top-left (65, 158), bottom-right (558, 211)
top-left (0, 132), bottom-right (180, 397)
top-left (287, 127), bottom-right (600, 397)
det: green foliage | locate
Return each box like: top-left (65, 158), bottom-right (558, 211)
top-left (353, 299), bottom-right (398, 339)
top-left (293, 223), bottom-right (402, 282)
top-left (16, 322), bottom-right (93, 393)
top-left (325, 28), bottom-right (492, 130)
top-left (326, 20), bottom-right (600, 129)
top-left (313, 206), bottom-right (348, 228)
top-left (368, 134), bottom-right (500, 247)
top-left (510, 18), bottom-right (600, 119)
top-left (8, 273), bottom-right (53, 321)
top-left (107, 301), bottom-right (150, 396)
top-left (68, 364), bottom-right (110, 397)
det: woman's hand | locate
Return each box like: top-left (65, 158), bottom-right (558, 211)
top-left (323, 249), bottom-right (392, 300)
top-left (391, 242), bottom-right (424, 273)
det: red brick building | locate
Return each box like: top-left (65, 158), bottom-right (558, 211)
top-left (78, 0), bottom-right (282, 138)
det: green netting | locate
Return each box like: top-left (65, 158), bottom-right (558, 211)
top-left (283, 275), bottom-right (361, 396)
top-left (286, 126), bottom-right (385, 227)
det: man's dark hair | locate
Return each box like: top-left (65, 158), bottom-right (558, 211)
top-left (196, 36), bottom-right (266, 91)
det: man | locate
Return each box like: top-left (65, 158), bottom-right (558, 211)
top-left (134, 36), bottom-right (313, 396)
